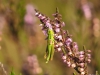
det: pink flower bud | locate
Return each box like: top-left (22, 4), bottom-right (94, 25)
top-left (79, 56), bottom-right (85, 61)
top-left (57, 47), bottom-right (62, 51)
top-left (61, 22), bottom-right (65, 27)
top-left (35, 12), bottom-right (39, 16)
top-left (87, 54), bottom-right (91, 58)
top-left (55, 44), bottom-right (59, 48)
top-left (87, 50), bottom-right (91, 53)
top-left (68, 51), bottom-right (73, 55)
top-left (42, 30), bottom-right (47, 36)
top-left (79, 55), bottom-right (84, 58)
top-left (66, 38), bottom-right (72, 43)
top-left (57, 35), bottom-right (62, 40)
top-left (63, 60), bottom-right (66, 62)
top-left (66, 42), bottom-right (71, 47)
top-left (65, 38), bottom-right (72, 46)
top-left (66, 61), bottom-right (71, 67)
top-left (81, 71), bottom-right (85, 75)
top-left (79, 51), bottom-right (85, 55)
top-left (46, 22), bottom-right (52, 29)
top-left (38, 14), bottom-right (42, 18)
top-left (41, 16), bottom-right (46, 20)
top-left (71, 63), bottom-right (76, 68)
top-left (55, 23), bottom-right (60, 27)
top-left (55, 28), bottom-right (60, 33)
top-left (79, 63), bottom-right (85, 67)
top-left (87, 59), bottom-right (91, 63)
top-left (62, 55), bottom-right (67, 60)
top-left (80, 58), bottom-right (84, 61)
top-left (79, 68), bottom-right (84, 72)
top-left (73, 42), bottom-right (78, 51)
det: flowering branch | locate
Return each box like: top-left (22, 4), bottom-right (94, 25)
top-left (35, 8), bottom-right (91, 75)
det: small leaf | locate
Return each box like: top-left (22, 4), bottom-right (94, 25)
top-left (73, 72), bottom-right (76, 75)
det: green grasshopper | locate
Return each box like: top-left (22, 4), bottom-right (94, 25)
top-left (35, 10), bottom-right (55, 63)
top-left (44, 26), bottom-right (55, 63)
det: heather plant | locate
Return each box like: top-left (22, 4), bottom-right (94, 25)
top-left (35, 8), bottom-right (92, 75)
top-left (0, 0), bottom-right (100, 75)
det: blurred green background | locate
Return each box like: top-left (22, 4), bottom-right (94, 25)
top-left (0, 0), bottom-right (100, 75)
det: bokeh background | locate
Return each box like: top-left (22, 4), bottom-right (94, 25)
top-left (0, 0), bottom-right (100, 75)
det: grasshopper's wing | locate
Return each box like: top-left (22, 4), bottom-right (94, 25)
top-left (50, 30), bottom-right (54, 60)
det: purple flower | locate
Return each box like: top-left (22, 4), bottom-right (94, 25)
top-left (42, 30), bottom-right (47, 36)
top-left (73, 42), bottom-right (78, 51)
top-left (55, 28), bottom-right (60, 33)
top-left (79, 55), bottom-right (85, 58)
top-left (87, 54), bottom-right (91, 59)
top-left (57, 47), bottom-right (62, 51)
top-left (55, 23), bottom-right (60, 27)
top-left (61, 22), bottom-right (65, 27)
top-left (65, 38), bottom-right (72, 46)
top-left (78, 63), bottom-right (85, 67)
top-left (35, 12), bottom-right (39, 16)
top-left (79, 51), bottom-right (85, 55)
top-left (87, 59), bottom-right (91, 63)
top-left (57, 35), bottom-right (62, 40)
top-left (62, 55), bottom-right (67, 60)
top-left (45, 22), bottom-right (52, 29)
top-left (66, 61), bottom-right (71, 67)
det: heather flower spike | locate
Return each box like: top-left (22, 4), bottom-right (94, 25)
top-left (35, 8), bottom-right (91, 75)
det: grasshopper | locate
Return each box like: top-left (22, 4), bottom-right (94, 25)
top-left (44, 23), bottom-right (55, 63)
